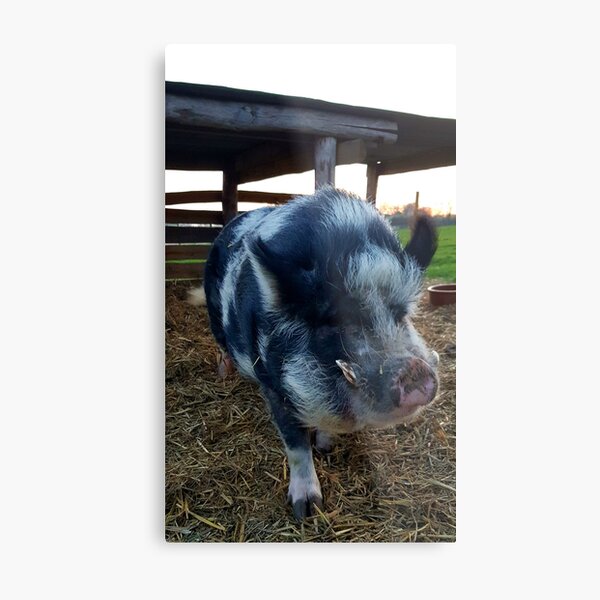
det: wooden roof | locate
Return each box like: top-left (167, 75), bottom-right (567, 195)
top-left (165, 81), bottom-right (455, 183)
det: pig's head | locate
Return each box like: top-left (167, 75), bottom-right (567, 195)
top-left (329, 214), bottom-right (440, 425)
top-left (248, 191), bottom-right (440, 431)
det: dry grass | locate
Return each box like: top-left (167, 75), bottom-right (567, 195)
top-left (165, 281), bottom-right (456, 542)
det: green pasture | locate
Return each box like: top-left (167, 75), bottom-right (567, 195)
top-left (397, 225), bottom-right (456, 282)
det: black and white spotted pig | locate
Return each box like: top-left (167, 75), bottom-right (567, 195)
top-left (200, 187), bottom-right (439, 520)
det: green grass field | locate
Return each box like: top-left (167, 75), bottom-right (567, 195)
top-left (397, 225), bottom-right (456, 282)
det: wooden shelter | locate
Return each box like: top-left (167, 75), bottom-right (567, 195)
top-left (165, 81), bottom-right (456, 281)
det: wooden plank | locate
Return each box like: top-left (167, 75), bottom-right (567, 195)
top-left (222, 168), bottom-right (238, 224)
top-left (166, 262), bottom-right (205, 281)
top-left (166, 96), bottom-right (398, 143)
top-left (366, 163), bottom-right (379, 204)
top-left (237, 191), bottom-right (294, 205)
top-left (165, 226), bottom-right (222, 244)
top-left (165, 245), bottom-right (212, 261)
top-left (166, 191), bottom-right (223, 205)
top-left (166, 208), bottom-right (224, 225)
top-left (236, 139), bottom-right (366, 184)
top-left (377, 147), bottom-right (456, 176)
top-left (314, 137), bottom-right (336, 188)
top-left (236, 143), bottom-right (313, 184)
top-left (166, 190), bottom-right (295, 206)
top-left (337, 139), bottom-right (368, 164)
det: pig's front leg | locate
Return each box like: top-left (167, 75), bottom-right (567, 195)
top-left (262, 387), bottom-right (323, 520)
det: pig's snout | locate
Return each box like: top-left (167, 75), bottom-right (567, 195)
top-left (393, 357), bottom-right (438, 409)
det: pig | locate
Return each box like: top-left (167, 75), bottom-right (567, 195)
top-left (200, 187), bottom-right (439, 520)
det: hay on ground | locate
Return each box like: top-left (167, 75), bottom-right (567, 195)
top-left (165, 281), bottom-right (456, 542)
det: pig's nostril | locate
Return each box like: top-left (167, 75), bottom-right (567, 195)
top-left (399, 379), bottom-right (436, 408)
top-left (395, 359), bottom-right (438, 409)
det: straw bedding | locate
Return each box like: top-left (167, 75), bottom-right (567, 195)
top-left (165, 280), bottom-right (456, 542)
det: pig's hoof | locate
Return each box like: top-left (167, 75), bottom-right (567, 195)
top-left (289, 493), bottom-right (324, 521)
top-left (314, 430), bottom-right (335, 454)
top-left (287, 477), bottom-right (323, 521)
top-left (216, 353), bottom-right (235, 379)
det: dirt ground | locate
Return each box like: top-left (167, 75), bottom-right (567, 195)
top-left (165, 281), bottom-right (456, 542)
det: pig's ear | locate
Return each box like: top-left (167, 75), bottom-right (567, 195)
top-left (249, 236), bottom-right (316, 303)
top-left (403, 215), bottom-right (438, 270)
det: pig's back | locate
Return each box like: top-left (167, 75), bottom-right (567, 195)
top-left (203, 207), bottom-right (275, 363)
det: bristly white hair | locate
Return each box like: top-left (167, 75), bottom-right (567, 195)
top-left (229, 208), bottom-right (273, 244)
top-left (220, 244), bottom-right (248, 328)
top-left (345, 244), bottom-right (423, 315)
top-left (282, 352), bottom-right (338, 429)
top-left (254, 187), bottom-right (371, 243)
top-left (230, 348), bottom-right (257, 380)
top-left (246, 241), bottom-right (281, 313)
top-left (318, 186), bottom-right (377, 236)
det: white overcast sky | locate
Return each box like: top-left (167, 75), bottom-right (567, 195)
top-left (166, 44), bottom-right (456, 214)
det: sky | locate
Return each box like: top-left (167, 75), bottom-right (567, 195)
top-left (165, 44), bottom-right (456, 214)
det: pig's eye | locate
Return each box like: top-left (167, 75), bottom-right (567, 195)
top-left (391, 304), bottom-right (408, 323)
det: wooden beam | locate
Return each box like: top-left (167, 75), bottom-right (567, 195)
top-left (166, 95), bottom-right (398, 143)
top-left (166, 245), bottom-right (212, 261)
top-left (235, 191), bottom-right (294, 205)
top-left (314, 137), bottom-right (336, 188)
top-left (235, 142), bottom-right (312, 185)
top-left (166, 190), bottom-right (295, 205)
top-left (165, 152), bottom-right (225, 171)
top-left (234, 138), bottom-right (367, 185)
top-left (165, 226), bottom-right (222, 244)
top-left (337, 139), bottom-right (368, 165)
top-left (222, 168), bottom-right (238, 224)
top-left (166, 191), bottom-right (222, 205)
top-left (166, 208), bottom-right (224, 225)
top-left (166, 262), bottom-right (205, 281)
top-left (366, 163), bottom-right (379, 204)
top-left (377, 147), bottom-right (456, 176)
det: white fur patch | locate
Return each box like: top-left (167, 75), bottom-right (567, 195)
top-left (247, 247), bottom-right (280, 313)
top-left (346, 244), bottom-right (422, 314)
top-left (219, 209), bottom-right (276, 328)
top-left (231, 348), bottom-right (257, 381)
top-left (250, 206), bottom-right (289, 242)
top-left (319, 187), bottom-right (374, 234)
top-left (220, 246), bottom-right (248, 329)
top-left (282, 353), bottom-right (338, 430)
top-left (230, 208), bottom-right (272, 244)
top-left (285, 445), bottom-right (322, 505)
top-left (186, 287), bottom-right (206, 306)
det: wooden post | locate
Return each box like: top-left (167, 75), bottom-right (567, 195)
top-left (412, 190), bottom-right (420, 229)
top-left (222, 167), bottom-right (238, 224)
top-left (314, 137), bottom-right (336, 189)
top-left (366, 163), bottom-right (379, 204)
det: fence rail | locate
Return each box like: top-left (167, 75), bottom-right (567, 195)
top-left (165, 190), bottom-right (297, 281)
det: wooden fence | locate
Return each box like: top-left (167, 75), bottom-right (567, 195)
top-left (165, 190), bottom-right (296, 281)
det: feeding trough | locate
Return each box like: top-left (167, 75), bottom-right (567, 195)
top-left (428, 283), bottom-right (456, 307)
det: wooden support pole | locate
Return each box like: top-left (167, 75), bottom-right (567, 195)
top-left (366, 163), bottom-right (379, 204)
top-left (412, 190), bottom-right (420, 229)
top-left (222, 167), bottom-right (238, 224)
top-left (314, 137), bottom-right (336, 189)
